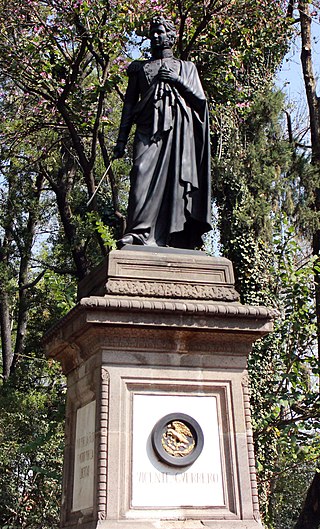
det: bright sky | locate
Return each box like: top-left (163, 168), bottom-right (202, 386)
top-left (276, 16), bottom-right (320, 123)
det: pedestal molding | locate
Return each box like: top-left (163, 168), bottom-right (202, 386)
top-left (97, 367), bottom-right (109, 521)
top-left (44, 295), bottom-right (277, 346)
top-left (242, 376), bottom-right (260, 522)
top-left (79, 296), bottom-right (276, 319)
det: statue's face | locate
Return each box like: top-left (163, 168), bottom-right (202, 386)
top-left (150, 24), bottom-right (169, 50)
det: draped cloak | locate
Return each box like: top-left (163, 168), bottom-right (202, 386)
top-left (117, 57), bottom-right (212, 249)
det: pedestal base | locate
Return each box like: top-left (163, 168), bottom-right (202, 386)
top-left (94, 521), bottom-right (261, 529)
top-left (45, 249), bottom-right (274, 529)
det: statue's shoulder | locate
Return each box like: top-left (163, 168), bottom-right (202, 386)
top-left (180, 60), bottom-right (197, 70)
top-left (127, 60), bottom-right (146, 76)
top-left (179, 60), bottom-right (199, 78)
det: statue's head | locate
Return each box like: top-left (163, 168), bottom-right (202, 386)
top-left (149, 16), bottom-right (177, 51)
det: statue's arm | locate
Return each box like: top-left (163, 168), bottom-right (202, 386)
top-left (114, 63), bottom-right (140, 158)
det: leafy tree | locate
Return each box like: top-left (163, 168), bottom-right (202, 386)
top-left (0, 0), bottom-right (132, 279)
top-left (0, 369), bottom-right (65, 529)
top-left (0, 159), bottom-right (48, 379)
top-left (1, 1), bottom-right (308, 527)
top-left (272, 1), bottom-right (320, 525)
top-left (213, 86), bottom-right (319, 526)
top-left (0, 266), bottom-right (74, 528)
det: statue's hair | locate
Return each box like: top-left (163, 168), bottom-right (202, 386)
top-left (150, 16), bottom-right (177, 46)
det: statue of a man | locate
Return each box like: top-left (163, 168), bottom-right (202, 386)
top-left (114, 16), bottom-right (211, 249)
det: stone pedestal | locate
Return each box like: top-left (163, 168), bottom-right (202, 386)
top-left (44, 247), bottom-right (275, 529)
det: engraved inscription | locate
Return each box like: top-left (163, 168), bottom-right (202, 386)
top-left (76, 433), bottom-right (95, 480)
top-left (136, 471), bottom-right (221, 485)
top-left (72, 401), bottom-right (96, 512)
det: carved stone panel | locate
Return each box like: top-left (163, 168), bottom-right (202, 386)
top-left (72, 400), bottom-right (96, 512)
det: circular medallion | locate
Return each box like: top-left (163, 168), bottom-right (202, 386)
top-left (151, 413), bottom-right (204, 467)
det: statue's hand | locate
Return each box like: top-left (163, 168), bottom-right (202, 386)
top-left (113, 141), bottom-right (126, 159)
top-left (158, 65), bottom-right (179, 85)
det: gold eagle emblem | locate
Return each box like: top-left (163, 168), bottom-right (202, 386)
top-left (161, 420), bottom-right (195, 458)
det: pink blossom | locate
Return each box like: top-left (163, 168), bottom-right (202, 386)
top-left (236, 102), bottom-right (251, 109)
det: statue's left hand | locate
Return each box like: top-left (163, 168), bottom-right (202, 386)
top-left (158, 65), bottom-right (179, 84)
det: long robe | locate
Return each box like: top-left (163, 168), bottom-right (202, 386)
top-left (117, 56), bottom-right (212, 249)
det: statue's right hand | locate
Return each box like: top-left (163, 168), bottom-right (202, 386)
top-left (113, 141), bottom-right (126, 159)
top-left (158, 65), bottom-right (179, 85)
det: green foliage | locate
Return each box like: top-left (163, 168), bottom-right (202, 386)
top-left (213, 84), bottom-right (319, 526)
top-left (0, 367), bottom-right (65, 528)
top-left (213, 90), bottom-right (298, 299)
top-left (250, 227), bottom-right (319, 527)
top-left (192, 0), bottom-right (290, 106)
top-left (0, 261), bottom-right (76, 527)
top-left (271, 461), bottom-right (318, 529)
top-left (87, 212), bottom-right (117, 250)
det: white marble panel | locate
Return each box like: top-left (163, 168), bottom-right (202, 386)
top-left (132, 395), bottom-right (224, 508)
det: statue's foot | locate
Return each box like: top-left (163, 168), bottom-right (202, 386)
top-left (116, 231), bottom-right (170, 249)
top-left (117, 234), bottom-right (134, 248)
top-left (117, 232), bottom-right (147, 249)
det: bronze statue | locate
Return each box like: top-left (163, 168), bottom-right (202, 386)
top-left (114, 16), bottom-right (211, 249)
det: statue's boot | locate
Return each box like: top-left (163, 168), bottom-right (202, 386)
top-left (117, 232), bottom-right (150, 249)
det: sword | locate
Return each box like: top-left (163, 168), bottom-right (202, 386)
top-left (86, 158), bottom-right (114, 207)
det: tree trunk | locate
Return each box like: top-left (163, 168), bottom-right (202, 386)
top-left (98, 130), bottom-right (126, 237)
top-left (299, 1), bottom-right (320, 161)
top-left (10, 173), bottom-right (44, 374)
top-left (298, 0), bottom-right (320, 370)
top-left (294, 4), bottom-right (320, 528)
top-left (0, 290), bottom-right (13, 380)
top-left (294, 472), bottom-right (320, 529)
top-left (0, 175), bottom-right (14, 379)
top-left (55, 176), bottom-right (89, 281)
